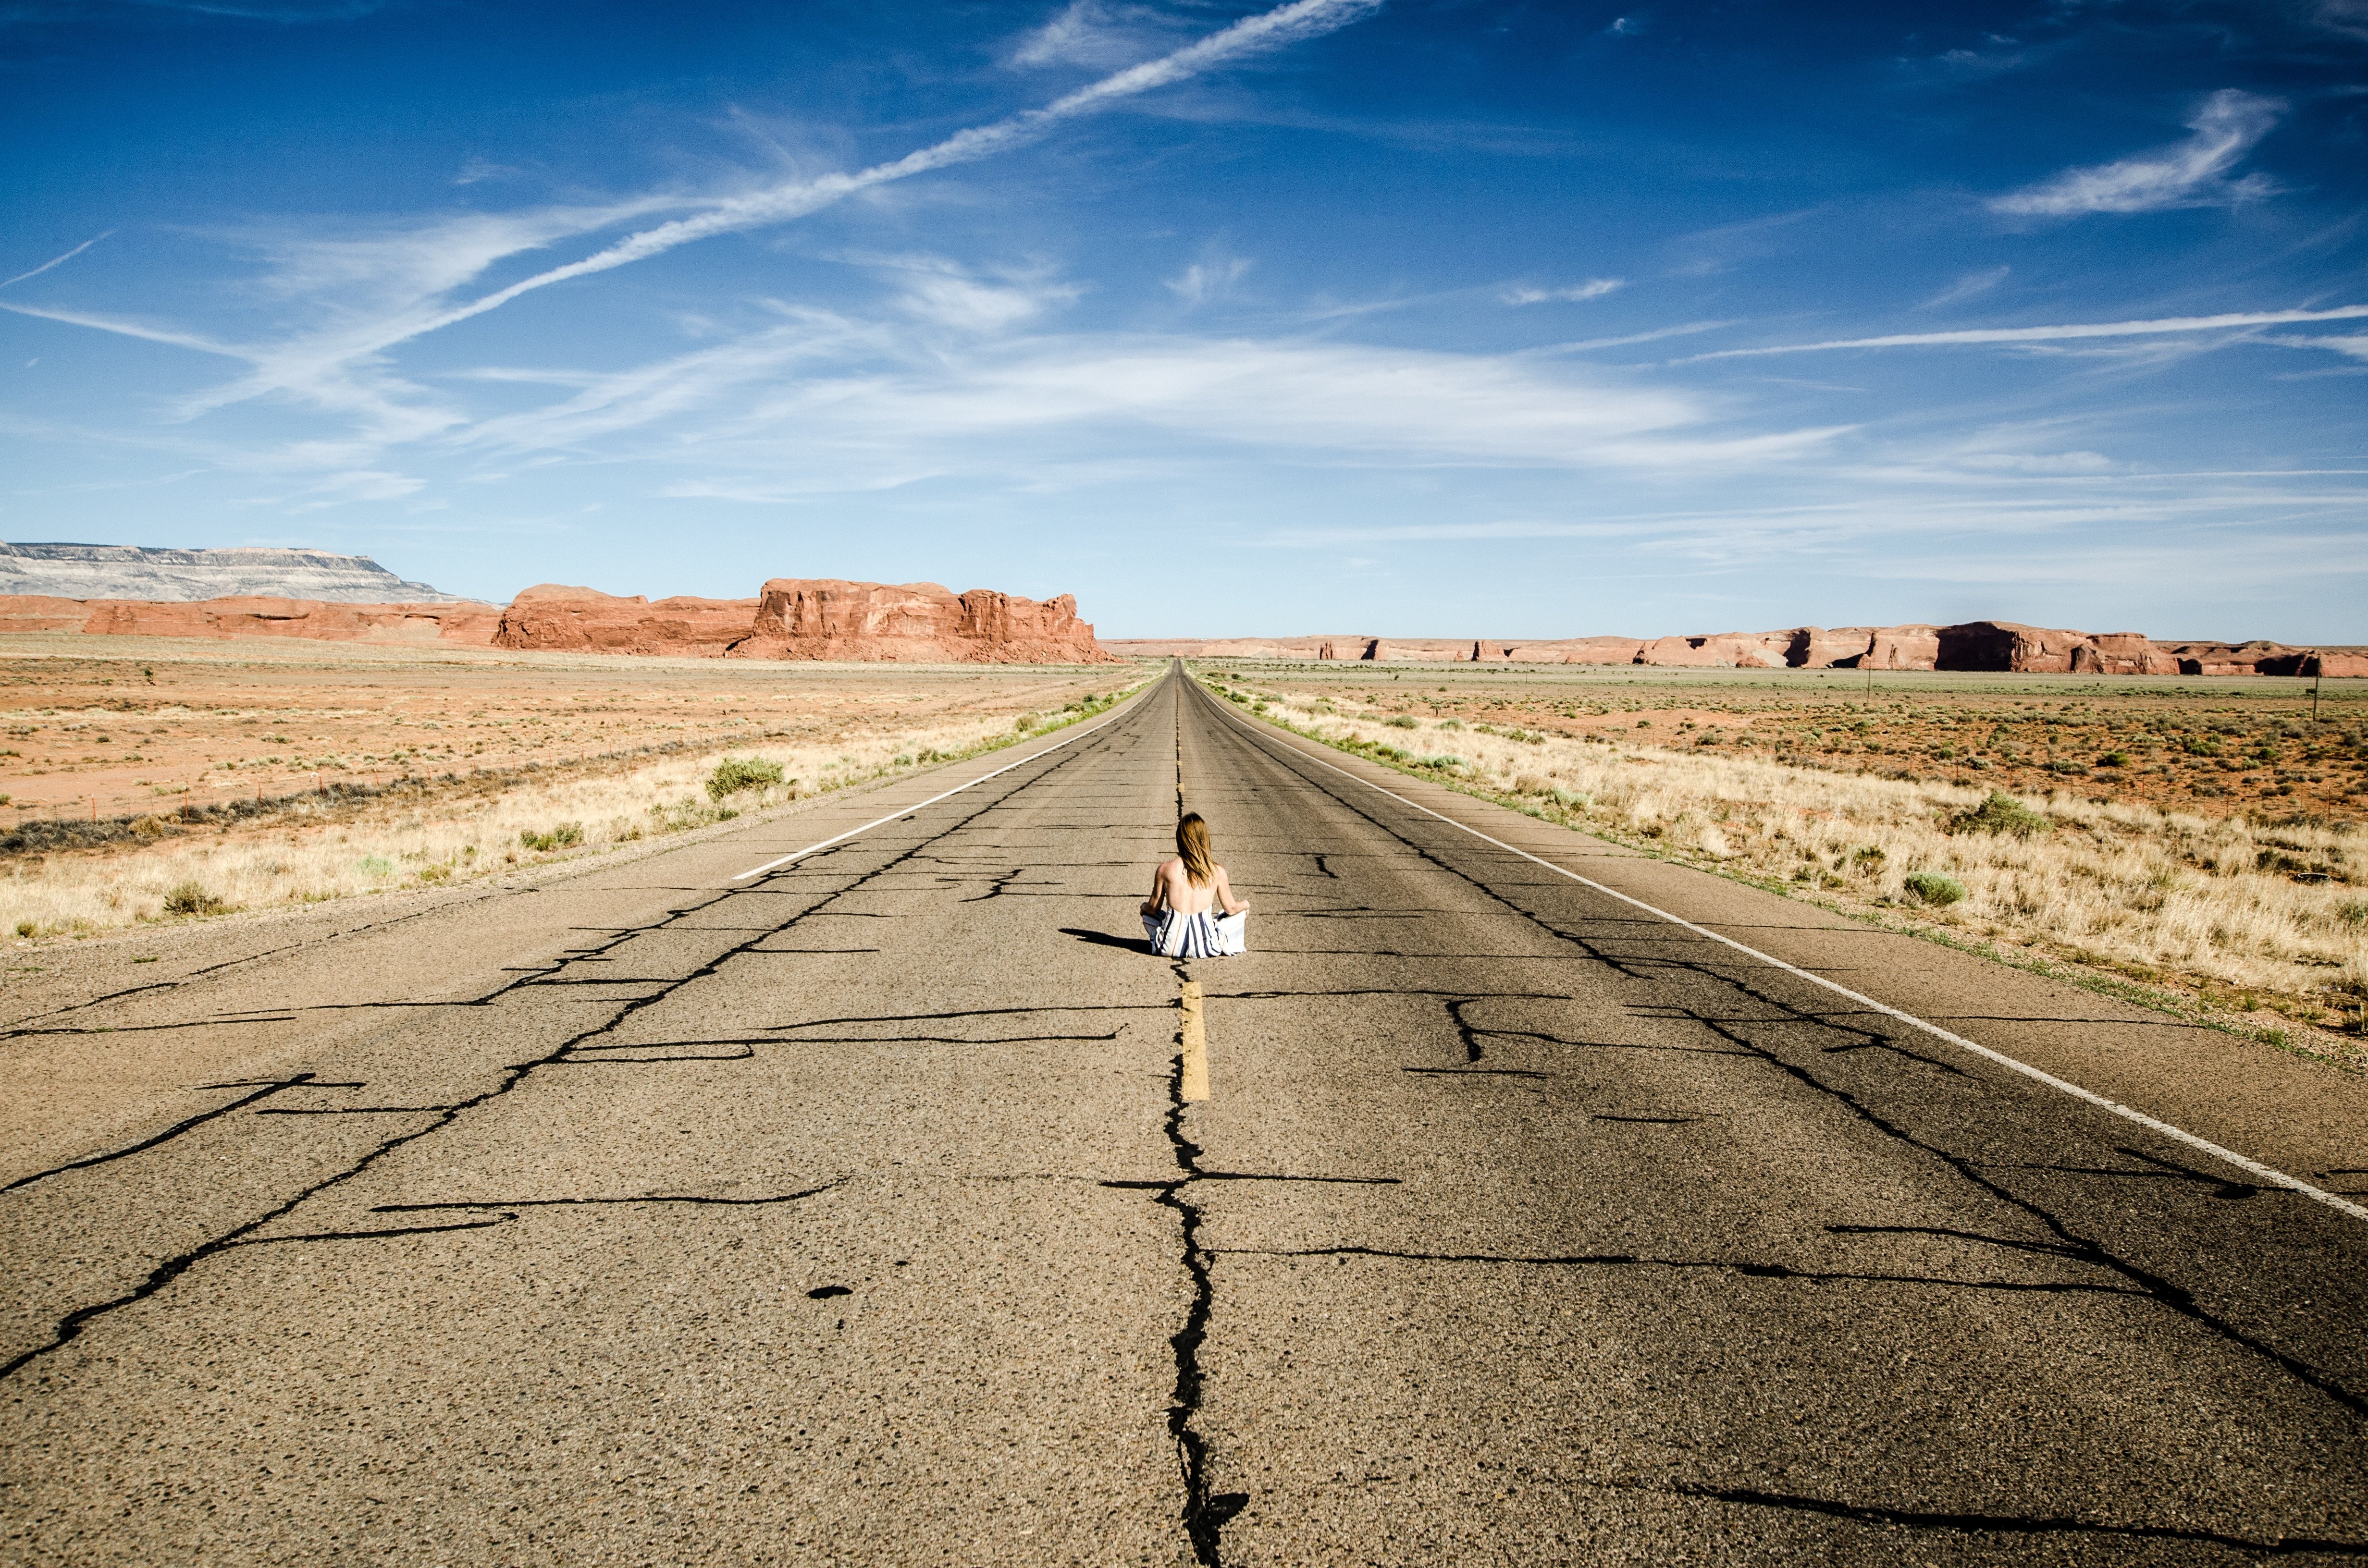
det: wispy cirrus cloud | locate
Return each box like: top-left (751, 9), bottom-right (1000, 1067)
top-left (1679, 304), bottom-right (2368, 361)
top-left (1991, 89), bottom-right (2283, 218)
top-left (0, 0), bottom-right (1383, 466)
top-left (0, 232), bottom-right (115, 290)
top-left (1007, 0), bottom-right (1184, 69)
top-left (1922, 265), bottom-right (2008, 308)
top-left (1167, 249), bottom-right (1253, 306)
top-left (1501, 278), bottom-right (1624, 306)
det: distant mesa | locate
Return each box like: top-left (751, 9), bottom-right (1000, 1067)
top-left (0, 542), bottom-right (2351, 676)
top-left (0, 555), bottom-right (1114, 664)
top-left (492, 579), bottom-right (1114, 663)
top-left (1106, 621), bottom-right (2367, 677)
top-left (0, 541), bottom-right (479, 604)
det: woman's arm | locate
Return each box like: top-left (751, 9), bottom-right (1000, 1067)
top-left (1213, 866), bottom-right (1248, 916)
top-left (1141, 859), bottom-right (1171, 917)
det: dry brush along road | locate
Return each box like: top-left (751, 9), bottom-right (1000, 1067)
top-left (3, 665), bottom-right (2366, 1565)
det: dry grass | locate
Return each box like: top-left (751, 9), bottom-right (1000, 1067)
top-left (1205, 674), bottom-right (2368, 1054)
top-left (2, 682), bottom-right (1144, 941)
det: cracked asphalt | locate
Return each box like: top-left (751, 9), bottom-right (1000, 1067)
top-left (4, 665), bottom-right (2366, 1565)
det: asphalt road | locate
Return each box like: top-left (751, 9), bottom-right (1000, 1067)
top-left (4, 666), bottom-right (2366, 1565)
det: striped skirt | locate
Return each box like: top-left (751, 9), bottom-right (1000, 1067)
top-left (1143, 908), bottom-right (1246, 958)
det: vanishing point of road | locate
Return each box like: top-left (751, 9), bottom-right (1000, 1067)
top-left (5, 666), bottom-right (2366, 1564)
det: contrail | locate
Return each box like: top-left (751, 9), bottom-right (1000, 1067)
top-left (0, 231), bottom-right (116, 291)
top-left (1680, 304), bottom-right (2368, 362)
top-left (376, 0), bottom-right (1384, 355)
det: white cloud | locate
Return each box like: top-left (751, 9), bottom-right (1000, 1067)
top-left (2263, 334), bottom-right (2368, 360)
top-left (1166, 253), bottom-right (1253, 306)
top-left (1922, 266), bottom-right (2008, 308)
top-left (1008, 1), bottom-right (1181, 69)
top-left (0, 232), bottom-right (115, 291)
top-left (1501, 278), bottom-right (1624, 306)
top-left (1991, 89), bottom-right (2282, 218)
top-left (585, 331), bottom-right (1852, 479)
top-left (1680, 304), bottom-right (2368, 361)
top-left (853, 253), bottom-right (1081, 332)
top-left (1957, 451), bottom-right (2114, 474)
top-left (6, 0), bottom-right (1383, 461)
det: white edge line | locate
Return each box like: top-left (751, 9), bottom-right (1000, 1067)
top-left (1201, 683), bottom-right (2368, 1226)
top-left (728, 695), bottom-right (1141, 882)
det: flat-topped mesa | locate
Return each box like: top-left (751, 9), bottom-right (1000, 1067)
top-left (493, 584), bottom-right (760, 657)
top-left (727, 578), bottom-right (1113, 663)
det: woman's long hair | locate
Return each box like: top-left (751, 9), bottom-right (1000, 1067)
top-left (1176, 813), bottom-right (1215, 887)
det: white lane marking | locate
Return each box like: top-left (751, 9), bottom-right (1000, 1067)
top-left (1205, 689), bottom-right (2368, 1226)
top-left (729, 702), bottom-right (1137, 882)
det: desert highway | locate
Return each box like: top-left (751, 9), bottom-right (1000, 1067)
top-left (4, 665), bottom-right (2366, 1565)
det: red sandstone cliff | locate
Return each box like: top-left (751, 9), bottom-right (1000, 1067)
top-left (490, 578), bottom-right (1114, 663)
top-left (0, 593), bottom-right (499, 644)
top-left (726, 578), bottom-right (1111, 663)
top-left (492, 585), bottom-right (759, 656)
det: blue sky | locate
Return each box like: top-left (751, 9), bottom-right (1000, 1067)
top-left (3, 0), bottom-right (2364, 639)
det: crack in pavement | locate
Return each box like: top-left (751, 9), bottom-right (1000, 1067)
top-left (0, 713), bottom-right (1139, 1384)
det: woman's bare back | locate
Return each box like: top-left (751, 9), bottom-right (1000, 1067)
top-left (1142, 856), bottom-right (1247, 919)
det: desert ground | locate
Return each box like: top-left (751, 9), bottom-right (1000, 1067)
top-left (0, 634), bottom-right (1149, 937)
top-left (1194, 660), bottom-right (2368, 1062)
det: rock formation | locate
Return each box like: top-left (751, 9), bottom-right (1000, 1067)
top-left (1118, 621), bottom-right (2363, 675)
top-left (0, 541), bottom-right (475, 603)
top-left (492, 578), bottom-right (1114, 663)
top-left (0, 593), bottom-right (499, 644)
top-left (492, 586), bottom-right (760, 657)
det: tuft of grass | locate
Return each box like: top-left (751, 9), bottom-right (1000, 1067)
top-left (1385, 715), bottom-right (1420, 730)
top-left (160, 880), bottom-right (228, 917)
top-left (1904, 870), bottom-right (1968, 906)
top-left (706, 755), bottom-right (785, 801)
top-left (1950, 790), bottom-right (2054, 838)
top-left (518, 822), bottom-right (585, 852)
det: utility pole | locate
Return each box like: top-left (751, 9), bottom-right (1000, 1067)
top-left (2311, 651), bottom-right (2323, 722)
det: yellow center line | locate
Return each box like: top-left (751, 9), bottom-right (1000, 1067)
top-left (1178, 979), bottom-right (1209, 1102)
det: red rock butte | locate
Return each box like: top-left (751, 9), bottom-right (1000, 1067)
top-left (491, 580), bottom-right (1114, 663)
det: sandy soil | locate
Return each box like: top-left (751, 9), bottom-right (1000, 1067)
top-left (1223, 661), bottom-right (2368, 823)
top-left (0, 634), bottom-right (1140, 823)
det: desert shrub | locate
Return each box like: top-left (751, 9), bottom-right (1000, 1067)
top-left (359, 855), bottom-right (394, 876)
top-left (161, 880), bottom-right (228, 917)
top-left (706, 755), bottom-right (785, 800)
top-left (1416, 754), bottom-right (1466, 770)
top-left (131, 814), bottom-right (171, 840)
top-left (1385, 715), bottom-right (1419, 729)
top-left (1950, 791), bottom-right (2053, 837)
top-left (1437, 718), bottom-right (1464, 731)
top-left (14, 919), bottom-right (35, 937)
top-left (2099, 751), bottom-right (2130, 768)
top-left (519, 822), bottom-right (584, 852)
top-left (1904, 870), bottom-right (1967, 906)
top-left (1014, 714), bottom-right (1040, 733)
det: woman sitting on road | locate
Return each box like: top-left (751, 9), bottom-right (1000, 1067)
top-left (1140, 812), bottom-right (1249, 958)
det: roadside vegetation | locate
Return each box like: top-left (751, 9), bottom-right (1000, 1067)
top-left (2, 683), bottom-right (1139, 941)
top-left (1200, 670), bottom-right (2368, 1064)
